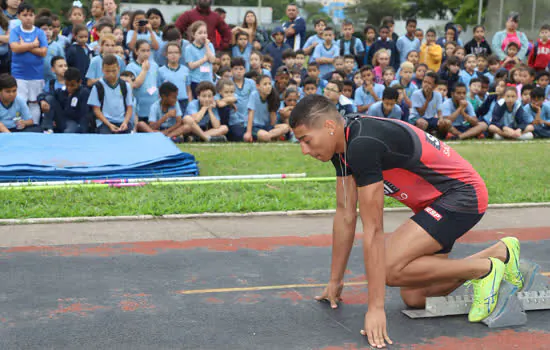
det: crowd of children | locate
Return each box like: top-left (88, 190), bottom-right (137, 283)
top-left (0, 2), bottom-right (549, 142)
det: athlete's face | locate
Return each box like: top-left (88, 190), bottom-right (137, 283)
top-left (293, 115), bottom-right (342, 162)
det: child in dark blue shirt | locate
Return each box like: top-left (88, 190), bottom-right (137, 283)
top-left (41, 67), bottom-right (91, 133)
top-left (66, 24), bottom-right (92, 84)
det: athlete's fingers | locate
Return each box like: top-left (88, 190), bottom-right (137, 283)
top-left (383, 326), bottom-right (393, 345)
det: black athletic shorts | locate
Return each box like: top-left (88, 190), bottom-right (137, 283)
top-left (411, 200), bottom-right (485, 254)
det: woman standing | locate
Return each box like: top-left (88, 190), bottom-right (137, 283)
top-left (492, 12), bottom-right (529, 62)
top-left (231, 11), bottom-right (268, 51)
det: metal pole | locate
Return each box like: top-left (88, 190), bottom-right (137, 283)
top-left (477, 0), bottom-right (483, 25)
top-left (498, 0), bottom-right (504, 28)
top-left (531, 0), bottom-right (537, 32)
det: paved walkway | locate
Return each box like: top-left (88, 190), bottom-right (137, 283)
top-left (0, 207), bottom-right (548, 247)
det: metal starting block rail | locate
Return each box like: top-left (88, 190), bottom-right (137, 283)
top-left (402, 261), bottom-right (550, 328)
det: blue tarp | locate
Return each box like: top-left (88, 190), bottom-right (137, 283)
top-left (0, 133), bottom-right (199, 182)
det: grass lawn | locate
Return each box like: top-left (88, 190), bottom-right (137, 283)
top-left (1, 142), bottom-right (549, 219)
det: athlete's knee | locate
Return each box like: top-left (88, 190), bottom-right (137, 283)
top-left (385, 261), bottom-right (406, 287)
top-left (400, 289), bottom-right (426, 309)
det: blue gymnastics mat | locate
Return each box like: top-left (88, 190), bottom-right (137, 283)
top-left (0, 133), bottom-right (199, 182)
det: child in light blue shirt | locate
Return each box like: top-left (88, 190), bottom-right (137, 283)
top-left (311, 27), bottom-right (339, 77)
top-left (367, 87), bottom-right (403, 120)
top-left (231, 31), bottom-right (252, 71)
top-left (0, 75), bottom-right (41, 133)
top-left (158, 41), bottom-right (192, 114)
top-left (185, 21), bottom-right (216, 98)
top-left (126, 40), bottom-right (159, 122)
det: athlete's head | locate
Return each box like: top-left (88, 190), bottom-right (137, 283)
top-left (290, 94), bottom-right (346, 162)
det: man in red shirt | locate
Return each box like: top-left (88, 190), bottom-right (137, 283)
top-left (175, 0), bottom-right (232, 51)
top-left (289, 95), bottom-right (525, 348)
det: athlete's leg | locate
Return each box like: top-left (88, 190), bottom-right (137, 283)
top-left (400, 242), bottom-right (507, 308)
top-left (384, 220), bottom-right (492, 288)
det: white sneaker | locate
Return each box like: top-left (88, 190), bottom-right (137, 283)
top-left (43, 129), bottom-right (53, 134)
top-left (493, 134), bottom-right (503, 140)
top-left (518, 132), bottom-right (534, 140)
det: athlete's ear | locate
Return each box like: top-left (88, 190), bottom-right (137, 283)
top-left (324, 118), bottom-right (337, 135)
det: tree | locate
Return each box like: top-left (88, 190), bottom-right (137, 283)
top-left (345, 0), bottom-right (408, 28)
top-left (441, 0), bottom-right (484, 26)
top-left (402, 0), bottom-right (453, 19)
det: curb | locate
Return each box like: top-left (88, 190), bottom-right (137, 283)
top-left (1, 202), bottom-right (549, 226)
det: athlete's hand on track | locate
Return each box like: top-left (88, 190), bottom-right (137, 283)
top-left (315, 280), bottom-right (344, 309)
top-left (361, 308), bottom-right (392, 348)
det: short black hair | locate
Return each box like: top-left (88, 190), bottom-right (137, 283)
top-left (289, 94), bottom-right (339, 129)
top-left (96, 21), bottom-right (114, 33)
top-left (478, 75), bottom-right (490, 85)
top-left (522, 84), bottom-right (536, 94)
top-left (231, 57), bottom-right (246, 68)
top-left (537, 71), bottom-right (550, 80)
top-left (531, 87), bottom-right (546, 99)
top-left (214, 8), bottom-right (226, 14)
top-left (452, 82), bottom-right (467, 93)
top-left (324, 26), bottom-right (334, 33)
top-left (540, 24), bottom-right (550, 32)
top-left (303, 77), bottom-right (317, 87)
top-left (426, 28), bottom-right (436, 35)
top-left (382, 87), bottom-right (398, 101)
top-left (343, 79), bottom-right (354, 88)
top-left (343, 54), bottom-right (355, 61)
top-left (342, 19), bottom-right (353, 27)
top-left (282, 49), bottom-right (296, 60)
top-left (425, 71), bottom-right (438, 82)
top-left (235, 30), bottom-right (249, 40)
top-left (307, 62), bottom-right (319, 70)
top-left (332, 70), bottom-right (346, 80)
top-left (495, 70), bottom-right (509, 80)
top-left (406, 18), bottom-right (417, 26)
top-left (35, 16), bottom-right (52, 28)
top-left (17, 2), bottom-right (34, 14)
top-left (507, 42), bottom-right (520, 50)
top-left (51, 55), bottom-right (66, 68)
top-left (469, 78), bottom-right (481, 86)
top-left (0, 73), bottom-right (16, 90)
top-left (245, 71), bottom-right (260, 80)
top-left (295, 49), bottom-right (305, 56)
top-left (436, 80), bottom-right (448, 86)
top-left (196, 81), bottom-right (216, 96)
top-left (64, 67), bottom-right (82, 82)
top-left (313, 19), bottom-right (326, 27)
top-left (102, 54), bottom-right (119, 67)
top-left (487, 55), bottom-right (499, 65)
top-left (445, 56), bottom-right (460, 67)
top-left (218, 66), bottom-right (231, 76)
top-left (120, 71), bottom-right (135, 79)
top-left (159, 81), bottom-right (179, 97)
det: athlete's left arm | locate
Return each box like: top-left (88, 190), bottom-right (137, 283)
top-left (357, 181), bottom-right (386, 310)
top-left (357, 180), bottom-right (392, 347)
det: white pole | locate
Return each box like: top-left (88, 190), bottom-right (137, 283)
top-left (258, 0), bottom-right (262, 25)
top-left (0, 173), bottom-right (308, 188)
top-left (477, 0), bottom-right (483, 25)
top-left (498, 0), bottom-right (504, 28)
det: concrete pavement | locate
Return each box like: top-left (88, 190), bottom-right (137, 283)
top-left (0, 207), bottom-right (548, 248)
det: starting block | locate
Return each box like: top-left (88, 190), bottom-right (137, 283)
top-left (402, 260), bottom-right (550, 328)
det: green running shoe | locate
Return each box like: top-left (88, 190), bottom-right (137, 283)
top-left (466, 257), bottom-right (505, 322)
top-left (501, 237), bottom-right (524, 290)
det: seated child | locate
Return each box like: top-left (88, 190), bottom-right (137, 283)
top-left (410, 72), bottom-right (451, 137)
top-left (323, 80), bottom-right (355, 116)
top-left (394, 85), bottom-right (411, 122)
top-left (278, 87), bottom-right (299, 124)
top-left (366, 87), bottom-right (403, 120)
top-left (523, 87), bottom-right (550, 138)
top-left (489, 86), bottom-right (535, 140)
top-left (41, 67), bottom-right (92, 133)
top-left (0, 74), bottom-right (42, 133)
top-left (87, 54), bottom-right (134, 134)
top-left (185, 81), bottom-right (229, 142)
top-left (138, 81), bottom-right (185, 138)
top-left (302, 77), bottom-right (318, 97)
top-left (244, 75), bottom-right (290, 142)
top-left (442, 82), bottom-right (487, 140)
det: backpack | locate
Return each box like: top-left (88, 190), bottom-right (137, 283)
top-left (93, 79), bottom-right (128, 111)
top-left (340, 36), bottom-right (365, 68)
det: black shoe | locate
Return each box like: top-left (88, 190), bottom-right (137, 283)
top-left (209, 135), bottom-right (227, 142)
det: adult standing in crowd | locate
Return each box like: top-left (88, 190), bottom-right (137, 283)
top-left (175, 0), bottom-right (232, 51)
top-left (231, 10), bottom-right (269, 51)
top-left (104, 0), bottom-right (120, 26)
top-left (492, 12), bottom-right (529, 62)
top-left (282, 4), bottom-right (306, 51)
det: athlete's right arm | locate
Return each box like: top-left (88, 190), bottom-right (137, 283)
top-left (315, 174), bottom-right (358, 308)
